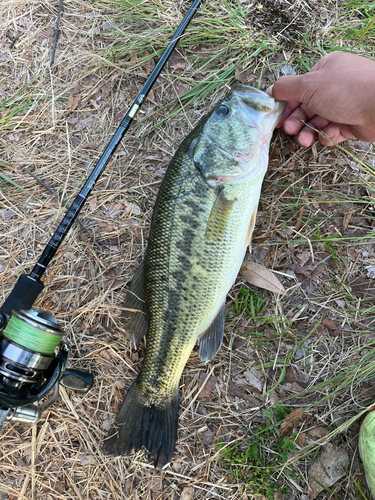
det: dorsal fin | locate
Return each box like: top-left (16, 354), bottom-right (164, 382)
top-left (122, 260), bottom-right (148, 347)
top-left (197, 303), bottom-right (225, 363)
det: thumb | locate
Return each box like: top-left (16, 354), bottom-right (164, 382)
top-left (271, 74), bottom-right (308, 103)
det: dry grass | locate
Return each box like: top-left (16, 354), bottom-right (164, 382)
top-left (0, 0), bottom-right (375, 499)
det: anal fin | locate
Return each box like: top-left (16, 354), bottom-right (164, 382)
top-left (197, 303), bottom-right (225, 363)
top-left (122, 260), bottom-right (148, 347)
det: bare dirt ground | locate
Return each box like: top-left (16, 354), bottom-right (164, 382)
top-left (0, 1), bottom-right (375, 499)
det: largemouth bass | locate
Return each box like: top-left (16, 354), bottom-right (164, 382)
top-left (104, 84), bottom-right (284, 467)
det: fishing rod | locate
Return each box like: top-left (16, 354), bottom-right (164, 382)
top-left (0, 0), bottom-right (203, 429)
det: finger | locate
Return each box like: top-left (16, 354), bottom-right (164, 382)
top-left (271, 74), bottom-right (308, 102)
top-left (282, 104), bottom-right (316, 135)
top-left (317, 123), bottom-right (357, 146)
top-left (275, 100), bottom-right (301, 128)
top-left (296, 115), bottom-right (331, 147)
top-left (266, 85), bottom-right (301, 128)
top-left (350, 124), bottom-right (375, 143)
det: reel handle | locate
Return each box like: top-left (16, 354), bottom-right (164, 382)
top-left (60, 369), bottom-right (94, 393)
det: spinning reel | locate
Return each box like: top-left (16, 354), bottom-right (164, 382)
top-left (0, 0), bottom-right (202, 430)
top-left (0, 285), bottom-right (93, 428)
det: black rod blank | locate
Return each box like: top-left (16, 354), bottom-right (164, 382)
top-left (29, 0), bottom-right (202, 282)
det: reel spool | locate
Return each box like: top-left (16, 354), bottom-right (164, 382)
top-left (0, 309), bottom-right (93, 427)
top-left (0, 310), bottom-right (64, 395)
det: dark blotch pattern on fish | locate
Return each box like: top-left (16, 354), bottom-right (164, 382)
top-left (104, 85), bottom-right (284, 467)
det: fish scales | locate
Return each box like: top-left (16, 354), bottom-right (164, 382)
top-left (142, 149), bottom-right (259, 396)
top-left (104, 84), bottom-right (284, 467)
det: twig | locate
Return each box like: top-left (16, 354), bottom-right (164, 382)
top-left (31, 424), bottom-right (36, 500)
top-left (131, 460), bottom-right (236, 491)
top-left (46, 0), bottom-right (64, 74)
top-left (18, 475), bottom-right (30, 500)
top-left (20, 165), bottom-right (100, 247)
top-left (289, 227), bottom-right (315, 263)
top-left (180, 366), bottom-right (215, 419)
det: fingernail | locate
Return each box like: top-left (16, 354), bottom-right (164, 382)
top-left (283, 119), bottom-right (297, 135)
top-left (297, 131), bottom-right (313, 147)
top-left (324, 126), bottom-right (335, 137)
top-left (266, 85), bottom-right (273, 97)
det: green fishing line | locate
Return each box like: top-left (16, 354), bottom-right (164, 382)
top-left (4, 314), bottom-right (62, 356)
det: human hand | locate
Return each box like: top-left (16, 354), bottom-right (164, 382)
top-left (267, 51), bottom-right (375, 147)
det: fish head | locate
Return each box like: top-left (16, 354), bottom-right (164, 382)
top-left (190, 83), bottom-right (284, 187)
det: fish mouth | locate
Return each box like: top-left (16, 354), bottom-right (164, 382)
top-left (204, 85), bottom-right (284, 187)
top-left (231, 83), bottom-right (284, 130)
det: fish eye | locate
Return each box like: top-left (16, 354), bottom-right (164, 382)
top-left (216, 105), bottom-right (230, 117)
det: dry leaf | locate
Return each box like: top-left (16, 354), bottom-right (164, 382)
top-left (114, 379), bottom-right (126, 389)
top-left (322, 318), bottom-right (342, 336)
top-left (79, 454), bottom-right (94, 466)
top-left (295, 204), bottom-right (305, 231)
top-left (180, 487), bottom-right (194, 500)
top-left (197, 373), bottom-right (218, 400)
top-left (101, 81), bottom-right (112, 101)
top-left (147, 475), bottom-right (162, 492)
top-left (342, 210), bottom-right (355, 233)
top-left (296, 432), bottom-right (306, 447)
top-left (114, 108), bottom-right (126, 121)
top-left (89, 196), bottom-right (97, 213)
top-left (308, 443), bottom-right (349, 499)
top-left (74, 118), bottom-right (89, 131)
top-left (235, 65), bottom-right (246, 83)
top-left (237, 369), bottom-right (263, 392)
top-left (350, 277), bottom-right (375, 299)
top-left (66, 94), bottom-right (81, 111)
top-left (296, 251), bottom-right (310, 267)
top-left (307, 426), bottom-right (329, 439)
top-left (171, 61), bottom-right (186, 70)
top-left (284, 366), bottom-right (310, 387)
top-left (280, 407), bottom-right (305, 437)
top-left (240, 261), bottom-right (286, 294)
top-left (365, 265), bottom-right (375, 279)
top-left (202, 430), bottom-right (215, 445)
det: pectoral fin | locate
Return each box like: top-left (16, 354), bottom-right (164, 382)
top-left (122, 260), bottom-right (148, 347)
top-left (197, 303), bottom-right (225, 363)
top-left (205, 188), bottom-right (235, 241)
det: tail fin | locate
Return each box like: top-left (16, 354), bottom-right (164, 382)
top-left (103, 380), bottom-right (179, 469)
